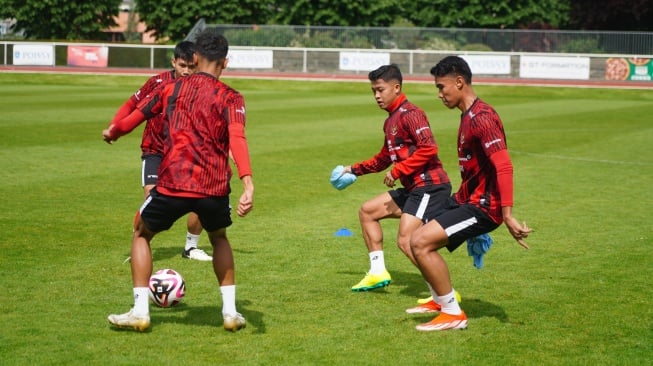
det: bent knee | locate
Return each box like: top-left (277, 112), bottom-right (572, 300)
top-left (410, 226), bottom-right (445, 254)
top-left (397, 235), bottom-right (411, 254)
top-left (358, 201), bottom-right (377, 219)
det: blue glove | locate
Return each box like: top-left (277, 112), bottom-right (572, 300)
top-left (466, 233), bottom-right (494, 269)
top-left (330, 165), bottom-right (357, 190)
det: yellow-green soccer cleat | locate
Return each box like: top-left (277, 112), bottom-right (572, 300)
top-left (351, 270), bottom-right (391, 292)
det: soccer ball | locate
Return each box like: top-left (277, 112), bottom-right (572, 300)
top-left (148, 269), bottom-right (185, 307)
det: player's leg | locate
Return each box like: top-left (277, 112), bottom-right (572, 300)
top-left (397, 184), bottom-right (453, 305)
top-left (396, 213), bottom-right (422, 265)
top-left (135, 154), bottom-right (161, 229)
top-left (195, 196), bottom-right (245, 332)
top-left (108, 189), bottom-right (189, 332)
top-left (409, 219), bottom-right (465, 331)
top-left (182, 212), bottom-right (212, 261)
top-left (409, 204), bottom-right (498, 331)
top-left (351, 191), bottom-right (403, 291)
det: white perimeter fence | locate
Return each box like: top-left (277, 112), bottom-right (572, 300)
top-left (2, 41), bottom-right (652, 83)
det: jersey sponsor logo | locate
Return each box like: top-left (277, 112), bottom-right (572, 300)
top-left (484, 138), bottom-right (502, 148)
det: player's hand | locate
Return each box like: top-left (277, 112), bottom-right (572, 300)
top-left (102, 126), bottom-right (116, 144)
top-left (237, 189), bottom-right (253, 217)
top-left (383, 171), bottom-right (396, 188)
top-left (237, 175), bottom-right (254, 217)
top-left (504, 216), bottom-right (532, 249)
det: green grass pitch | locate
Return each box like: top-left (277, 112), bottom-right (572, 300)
top-left (0, 72), bottom-right (651, 365)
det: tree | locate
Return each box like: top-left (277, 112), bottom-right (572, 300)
top-left (135, 0), bottom-right (275, 42)
top-left (401, 0), bottom-right (570, 29)
top-left (568, 0), bottom-right (653, 31)
top-left (1, 0), bottom-right (122, 40)
top-left (269, 0), bottom-right (399, 27)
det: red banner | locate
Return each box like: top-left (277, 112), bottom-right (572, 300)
top-left (67, 46), bottom-right (108, 67)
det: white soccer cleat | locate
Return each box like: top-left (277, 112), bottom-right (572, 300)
top-left (182, 248), bottom-right (213, 261)
top-left (223, 312), bottom-right (246, 332)
top-left (108, 309), bottom-right (150, 332)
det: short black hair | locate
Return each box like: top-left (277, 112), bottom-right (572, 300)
top-left (368, 64), bottom-right (403, 85)
top-left (430, 56), bottom-right (472, 84)
top-left (173, 41), bottom-right (195, 61)
top-left (194, 30), bottom-right (229, 62)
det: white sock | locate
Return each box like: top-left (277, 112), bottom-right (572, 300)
top-left (369, 250), bottom-right (386, 274)
top-left (220, 285), bottom-right (237, 315)
top-left (185, 232), bottom-right (200, 251)
top-left (133, 287), bottom-right (150, 316)
top-left (437, 289), bottom-right (462, 315)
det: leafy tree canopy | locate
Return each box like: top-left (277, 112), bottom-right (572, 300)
top-left (269, 0), bottom-right (398, 27)
top-left (569, 0), bottom-right (653, 31)
top-left (2, 0), bottom-right (650, 43)
top-left (135, 0), bottom-right (275, 42)
top-left (1, 0), bottom-right (122, 40)
top-left (402, 0), bottom-right (570, 29)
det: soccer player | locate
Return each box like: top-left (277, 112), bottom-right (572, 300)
top-left (106, 30), bottom-right (254, 332)
top-left (407, 56), bottom-right (531, 331)
top-left (106, 40), bottom-right (213, 262)
top-left (341, 64), bottom-right (453, 294)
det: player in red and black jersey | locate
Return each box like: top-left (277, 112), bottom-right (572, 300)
top-left (106, 31), bottom-right (253, 332)
top-left (105, 41), bottom-right (214, 262)
top-left (407, 56), bottom-right (532, 332)
top-left (341, 64), bottom-right (453, 293)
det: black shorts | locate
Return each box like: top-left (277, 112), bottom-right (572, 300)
top-left (140, 188), bottom-right (232, 233)
top-left (141, 154), bottom-right (162, 186)
top-left (431, 196), bottom-right (500, 252)
top-left (389, 184), bottom-right (452, 222)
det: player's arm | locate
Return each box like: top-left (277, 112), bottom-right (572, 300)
top-left (390, 146), bottom-right (438, 178)
top-left (489, 149), bottom-right (531, 249)
top-left (348, 142), bottom-right (392, 176)
top-left (390, 110), bottom-right (438, 178)
top-left (226, 95), bottom-right (254, 217)
top-left (110, 75), bottom-right (159, 124)
top-left (111, 97), bottom-right (137, 123)
top-left (385, 145), bottom-right (437, 187)
top-left (102, 109), bottom-right (146, 144)
top-left (102, 92), bottom-right (163, 144)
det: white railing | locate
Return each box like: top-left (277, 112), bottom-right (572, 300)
top-left (2, 41), bottom-right (652, 83)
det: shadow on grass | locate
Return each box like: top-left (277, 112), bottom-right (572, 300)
top-left (148, 242), bottom-right (255, 262)
top-left (119, 244), bottom-right (190, 262)
top-left (147, 299), bottom-right (266, 334)
top-left (151, 245), bottom-right (185, 262)
top-left (353, 269), bottom-right (510, 324)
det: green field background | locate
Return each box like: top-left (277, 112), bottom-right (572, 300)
top-left (0, 73), bottom-right (651, 365)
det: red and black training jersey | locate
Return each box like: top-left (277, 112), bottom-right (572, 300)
top-left (455, 98), bottom-right (513, 224)
top-left (112, 70), bottom-right (176, 156)
top-left (137, 72), bottom-right (252, 197)
top-left (351, 94), bottom-right (450, 191)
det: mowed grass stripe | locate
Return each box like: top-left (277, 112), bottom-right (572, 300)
top-left (0, 73), bottom-right (651, 365)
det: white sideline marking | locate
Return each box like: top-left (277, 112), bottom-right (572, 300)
top-left (512, 150), bottom-right (652, 166)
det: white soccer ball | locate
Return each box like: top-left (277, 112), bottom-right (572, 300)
top-left (148, 269), bottom-right (185, 307)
